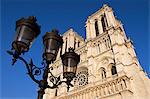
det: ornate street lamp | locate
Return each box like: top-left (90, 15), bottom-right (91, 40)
top-left (7, 16), bottom-right (80, 99)
top-left (61, 48), bottom-right (80, 91)
top-left (43, 29), bottom-right (63, 63)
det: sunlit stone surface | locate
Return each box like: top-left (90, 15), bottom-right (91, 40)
top-left (44, 4), bottom-right (150, 99)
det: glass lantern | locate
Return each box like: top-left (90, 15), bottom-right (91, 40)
top-left (43, 29), bottom-right (63, 63)
top-left (12, 16), bottom-right (40, 54)
top-left (61, 48), bottom-right (80, 81)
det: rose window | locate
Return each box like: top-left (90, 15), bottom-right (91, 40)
top-left (74, 71), bottom-right (88, 86)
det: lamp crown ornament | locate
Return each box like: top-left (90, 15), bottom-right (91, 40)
top-left (68, 47), bottom-right (74, 52)
top-left (51, 29), bottom-right (59, 34)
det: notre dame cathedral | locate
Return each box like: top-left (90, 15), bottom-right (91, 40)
top-left (43, 4), bottom-right (150, 99)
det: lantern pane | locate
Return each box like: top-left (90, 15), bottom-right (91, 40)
top-left (43, 30), bottom-right (63, 63)
top-left (63, 65), bottom-right (77, 73)
top-left (17, 26), bottom-right (34, 44)
top-left (61, 48), bottom-right (80, 81)
top-left (12, 25), bottom-right (35, 52)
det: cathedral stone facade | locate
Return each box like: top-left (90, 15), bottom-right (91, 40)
top-left (43, 4), bottom-right (150, 99)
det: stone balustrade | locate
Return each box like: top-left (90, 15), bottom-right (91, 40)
top-left (55, 71), bottom-right (131, 99)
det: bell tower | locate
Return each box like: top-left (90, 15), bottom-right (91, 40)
top-left (85, 4), bottom-right (150, 99)
top-left (86, 4), bottom-right (117, 40)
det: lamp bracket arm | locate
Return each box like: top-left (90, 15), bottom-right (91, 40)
top-left (7, 50), bottom-right (44, 84)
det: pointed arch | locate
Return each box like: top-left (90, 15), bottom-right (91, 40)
top-left (99, 67), bottom-right (106, 79)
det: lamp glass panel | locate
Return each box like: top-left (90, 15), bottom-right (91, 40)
top-left (17, 26), bottom-right (35, 45)
top-left (63, 58), bottom-right (77, 73)
top-left (44, 38), bottom-right (61, 62)
top-left (13, 25), bottom-right (35, 52)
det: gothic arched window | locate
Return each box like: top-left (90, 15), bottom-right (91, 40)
top-left (111, 65), bottom-right (117, 75)
top-left (100, 67), bottom-right (106, 79)
top-left (65, 38), bottom-right (67, 52)
top-left (97, 43), bottom-right (100, 53)
top-left (95, 19), bottom-right (99, 36)
top-left (74, 38), bottom-right (76, 49)
top-left (101, 14), bottom-right (108, 32)
top-left (78, 41), bottom-right (80, 47)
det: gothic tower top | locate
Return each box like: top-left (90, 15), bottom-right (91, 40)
top-left (85, 4), bottom-right (119, 40)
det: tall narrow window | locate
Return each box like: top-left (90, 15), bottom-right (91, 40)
top-left (95, 19), bottom-right (99, 36)
top-left (100, 68), bottom-right (106, 79)
top-left (74, 38), bottom-right (76, 49)
top-left (104, 14), bottom-right (108, 27)
top-left (111, 65), bottom-right (117, 75)
top-left (78, 41), bottom-right (80, 47)
top-left (101, 14), bottom-right (108, 32)
top-left (104, 39), bottom-right (107, 49)
top-left (98, 44), bottom-right (100, 53)
top-left (107, 38), bottom-right (111, 48)
top-left (102, 69), bottom-right (106, 79)
top-left (65, 38), bottom-right (67, 52)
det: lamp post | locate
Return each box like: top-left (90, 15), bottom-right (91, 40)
top-left (7, 16), bottom-right (80, 99)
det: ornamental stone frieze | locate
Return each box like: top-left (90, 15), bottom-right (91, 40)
top-left (56, 71), bottom-right (132, 99)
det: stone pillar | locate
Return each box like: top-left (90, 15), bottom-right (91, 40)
top-left (79, 93), bottom-right (82, 99)
top-left (101, 40), bottom-right (106, 52)
top-left (104, 11), bottom-right (111, 27)
top-left (62, 38), bottom-right (66, 54)
top-left (104, 86), bottom-right (108, 96)
top-left (104, 6), bottom-right (116, 27)
top-left (85, 90), bottom-right (89, 99)
top-left (101, 87), bottom-right (104, 97)
top-left (93, 88), bottom-right (96, 98)
top-left (86, 20), bottom-right (91, 40)
top-left (112, 83), bottom-right (115, 94)
top-left (75, 39), bottom-right (78, 49)
top-left (76, 93), bottom-right (79, 99)
top-left (90, 20), bottom-right (96, 38)
top-left (107, 9), bottom-right (117, 27)
top-left (69, 32), bottom-right (75, 48)
top-left (73, 94), bottom-right (77, 99)
top-left (97, 87), bottom-right (101, 97)
top-left (95, 87), bottom-right (98, 97)
top-left (97, 42), bottom-right (101, 54)
top-left (97, 18), bottom-right (103, 34)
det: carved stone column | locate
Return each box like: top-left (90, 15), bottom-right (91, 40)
top-left (62, 38), bottom-right (66, 54)
top-left (85, 20), bottom-right (91, 40)
top-left (90, 20), bottom-right (96, 38)
top-left (97, 18), bottom-right (103, 34)
top-left (69, 32), bottom-right (75, 48)
top-left (106, 8), bottom-right (116, 27)
top-left (85, 90), bottom-right (89, 99)
top-left (97, 87), bottom-right (101, 97)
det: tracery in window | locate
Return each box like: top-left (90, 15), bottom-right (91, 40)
top-left (74, 68), bottom-right (88, 86)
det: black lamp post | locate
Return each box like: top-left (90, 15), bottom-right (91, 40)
top-left (7, 16), bottom-right (80, 99)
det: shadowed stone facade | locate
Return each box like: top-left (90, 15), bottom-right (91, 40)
top-left (43, 4), bottom-right (150, 99)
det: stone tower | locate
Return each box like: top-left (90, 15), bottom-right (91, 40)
top-left (44, 4), bottom-right (150, 99)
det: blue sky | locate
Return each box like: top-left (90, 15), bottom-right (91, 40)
top-left (1, 0), bottom-right (149, 99)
